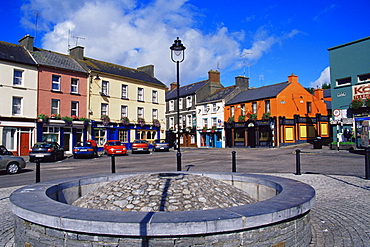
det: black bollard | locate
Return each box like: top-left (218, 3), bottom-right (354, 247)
top-left (232, 151), bottom-right (236, 172)
top-left (177, 151), bottom-right (182, 171)
top-left (111, 155), bottom-right (116, 173)
top-left (35, 159), bottom-right (41, 183)
top-left (365, 148), bottom-right (370, 179)
top-left (295, 149), bottom-right (301, 175)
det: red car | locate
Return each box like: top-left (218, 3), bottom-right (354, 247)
top-left (104, 140), bottom-right (127, 156)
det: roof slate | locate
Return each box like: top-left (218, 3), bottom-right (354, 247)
top-left (226, 81), bottom-right (290, 105)
top-left (0, 41), bottom-right (36, 65)
top-left (199, 86), bottom-right (237, 103)
top-left (166, 80), bottom-right (208, 100)
top-left (78, 57), bottom-right (166, 87)
top-left (31, 48), bottom-right (87, 73)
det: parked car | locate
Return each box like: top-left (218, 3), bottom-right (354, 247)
top-left (29, 142), bottom-right (64, 162)
top-left (104, 140), bottom-right (127, 156)
top-left (153, 139), bottom-right (170, 152)
top-left (0, 145), bottom-right (14, 155)
top-left (131, 140), bottom-right (150, 153)
top-left (73, 140), bottom-right (98, 159)
top-left (0, 146), bottom-right (26, 174)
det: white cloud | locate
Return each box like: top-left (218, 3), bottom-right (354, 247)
top-left (310, 66), bottom-right (330, 88)
top-left (21, 0), bottom-right (301, 87)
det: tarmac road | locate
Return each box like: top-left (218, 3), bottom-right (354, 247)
top-left (1, 143), bottom-right (369, 246)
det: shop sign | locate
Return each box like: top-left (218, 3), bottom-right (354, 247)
top-left (353, 82), bottom-right (370, 99)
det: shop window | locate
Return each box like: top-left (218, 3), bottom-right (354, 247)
top-left (234, 129), bottom-right (245, 142)
top-left (3, 127), bottom-right (16, 150)
top-left (94, 129), bottom-right (106, 146)
top-left (119, 130), bottom-right (128, 142)
top-left (42, 127), bottom-right (60, 142)
top-left (285, 127), bottom-right (294, 141)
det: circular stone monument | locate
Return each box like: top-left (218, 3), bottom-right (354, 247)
top-left (10, 172), bottom-right (315, 246)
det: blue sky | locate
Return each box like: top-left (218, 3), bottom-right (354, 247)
top-left (1, 0), bottom-right (369, 89)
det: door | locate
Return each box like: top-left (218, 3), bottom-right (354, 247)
top-left (20, 133), bottom-right (30, 156)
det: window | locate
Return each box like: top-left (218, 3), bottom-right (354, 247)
top-left (358, 73), bottom-right (370, 83)
top-left (265, 100), bottom-right (270, 113)
top-left (152, 109), bottom-right (158, 119)
top-left (241, 104), bottom-right (246, 116)
top-left (179, 98), bottom-right (183, 109)
top-left (137, 107), bottom-right (144, 118)
top-left (336, 77), bottom-right (351, 86)
top-left (101, 103), bottom-right (108, 116)
top-left (121, 85), bottom-right (128, 99)
top-left (121, 105), bottom-right (128, 117)
top-left (186, 96), bottom-right (192, 108)
top-left (52, 75), bottom-right (61, 91)
top-left (307, 102), bottom-right (312, 113)
top-left (94, 129), bottom-right (106, 146)
top-left (71, 78), bottom-right (79, 94)
top-left (102, 81), bottom-right (109, 96)
top-left (12, 97), bottom-right (22, 115)
top-left (212, 103), bottom-right (217, 113)
top-left (187, 115), bottom-right (192, 127)
top-left (252, 102), bottom-right (257, 114)
top-left (71, 101), bottom-right (79, 116)
top-left (203, 104), bottom-right (208, 113)
top-left (42, 127), bottom-right (60, 142)
top-left (51, 99), bottom-right (60, 115)
top-left (138, 88), bottom-right (144, 101)
top-left (119, 130), bottom-right (128, 142)
top-left (13, 70), bottom-right (23, 86)
top-left (212, 117), bottom-right (217, 126)
top-left (203, 118), bottom-right (208, 128)
top-left (169, 100), bottom-right (174, 111)
top-left (169, 117), bottom-right (174, 128)
top-left (152, 90), bottom-right (158, 103)
top-left (231, 106), bottom-right (235, 116)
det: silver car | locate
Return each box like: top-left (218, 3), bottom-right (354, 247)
top-left (0, 148), bottom-right (26, 174)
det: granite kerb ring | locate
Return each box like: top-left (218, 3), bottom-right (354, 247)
top-left (9, 172), bottom-right (315, 237)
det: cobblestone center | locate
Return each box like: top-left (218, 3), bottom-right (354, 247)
top-left (72, 173), bottom-right (256, 212)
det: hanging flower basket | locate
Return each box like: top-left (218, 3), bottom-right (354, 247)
top-left (100, 115), bottom-right (110, 125)
top-left (37, 114), bottom-right (49, 123)
top-left (152, 119), bottom-right (161, 128)
top-left (227, 116), bottom-right (235, 123)
top-left (351, 98), bottom-right (364, 109)
top-left (249, 114), bottom-right (257, 120)
top-left (121, 117), bottom-right (130, 126)
top-left (137, 117), bottom-right (145, 127)
top-left (238, 115), bottom-right (246, 122)
top-left (262, 112), bottom-right (271, 120)
top-left (61, 116), bottom-right (73, 125)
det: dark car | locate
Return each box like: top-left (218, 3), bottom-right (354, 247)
top-left (73, 140), bottom-right (98, 159)
top-left (29, 142), bottom-right (64, 162)
top-left (153, 139), bottom-right (170, 152)
top-left (0, 145), bottom-right (14, 155)
top-left (104, 140), bottom-right (127, 156)
top-left (131, 140), bottom-right (150, 153)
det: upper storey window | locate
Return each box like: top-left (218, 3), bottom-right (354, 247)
top-left (13, 70), bottom-right (23, 86)
top-left (52, 75), bottom-right (61, 91)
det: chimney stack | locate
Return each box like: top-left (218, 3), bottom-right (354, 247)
top-left (170, 82), bottom-right (178, 91)
top-left (18, 35), bottom-right (34, 51)
top-left (288, 73), bottom-right (298, 83)
top-left (235, 76), bottom-right (249, 91)
top-left (69, 46), bottom-right (84, 60)
top-left (137, 65), bottom-right (154, 77)
top-left (208, 70), bottom-right (220, 83)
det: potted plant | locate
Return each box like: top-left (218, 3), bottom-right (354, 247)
top-left (152, 119), bottom-right (160, 128)
top-left (238, 115), bottom-right (246, 122)
top-left (62, 116), bottom-right (73, 125)
top-left (100, 115), bottom-right (110, 125)
top-left (50, 113), bottom-right (61, 119)
top-left (37, 114), bottom-right (49, 123)
top-left (121, 117), bottom-right (130, 126)
top-left (202, 126), bottom-right (208, 132)
top-left (365, 98), bottom-right (370, 107)
top-left (137, 117), bottom-right (145, 127)
top-left (249, 113), bottom-right (257, 120)
top-left (351, 98), bottom-right (364, 109)
top-left (79, 117), bottom-right (90, 126)
top-left (227, 116), bottom-right (235, 123)
top-left (262, 112), bottom-right (271, 120)
top-left (329, 142), bottom-right (356, 150)
top-left (211, 125), bottom-right (217, 132)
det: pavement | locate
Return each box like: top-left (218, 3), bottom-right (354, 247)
top-left (1, 145), bottom-right (370, 246)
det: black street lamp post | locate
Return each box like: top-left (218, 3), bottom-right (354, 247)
top-left (170, 37), bottom-right (186, 171)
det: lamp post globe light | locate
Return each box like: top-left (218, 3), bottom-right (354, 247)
top-left (170, 37), bottom-right (186, 171)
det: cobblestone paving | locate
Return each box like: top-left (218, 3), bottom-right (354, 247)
top-left (1, 174), bottom-right (370, 246)
top-left (73, 173), bottom-right (256, 212)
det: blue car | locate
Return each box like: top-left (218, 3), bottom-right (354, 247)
top-left (72, 140), bottom-right (98, 159)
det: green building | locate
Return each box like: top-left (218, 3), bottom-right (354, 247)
top-left (329, 37), bottom-right (370, 146)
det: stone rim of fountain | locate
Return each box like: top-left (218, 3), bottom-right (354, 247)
top-left (9, 172), bottom-right (315, 236)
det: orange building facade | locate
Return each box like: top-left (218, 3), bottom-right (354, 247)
top-left (224, 74), bottom-right (330, 147)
